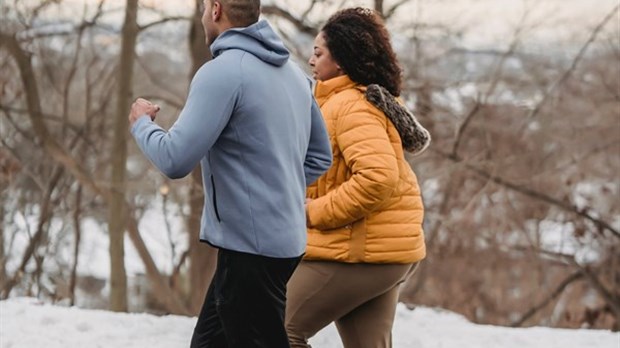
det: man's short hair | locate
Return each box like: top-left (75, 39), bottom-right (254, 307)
top-left (220, 0), bottom-right (260, 27)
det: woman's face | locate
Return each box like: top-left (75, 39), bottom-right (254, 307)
top-left (308, 32), bottom-right (343, 81)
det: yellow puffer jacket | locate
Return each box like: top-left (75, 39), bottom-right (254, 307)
top-left (305, 75), bottom-right (426, 264)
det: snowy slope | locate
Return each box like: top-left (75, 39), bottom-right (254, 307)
top-left (1, 298), bottom-right (617, 348)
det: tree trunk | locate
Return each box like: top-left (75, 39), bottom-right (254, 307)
top-left (0, 191), bottom-right (6, 289)
top-left (69, 185), bottom-right (82, 306)
top-left (126, 218), bottom-right (191, 315)
top-left (375, 0), bottom-right (384, 17)
top-left (187, 0), bottom-right (217, 315)
top-left (108, 0), bottom-right (139, 312)
top-left (187, 168), bottom-right (218, 314)
top-left (0, 27), bottom-right (190, 315)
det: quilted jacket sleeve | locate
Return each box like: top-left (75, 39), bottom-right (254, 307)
top-left (306, 100), bottom-right (399, 230)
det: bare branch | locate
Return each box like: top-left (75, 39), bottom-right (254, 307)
top-left (138, 16), bottom-right (190, 32)
top-left (161, 191), bottom-right (177, 270)
top-left (29, 0), bottom-right (62, 26)
top-left (261, 5), bottom-right (318, 36)
top-left (1, 162), bottom-right (64, 298)
top-left (434, 149), bottom-right (620, 239)
top-left (374, 0), bottom-right (384, 16)
top-left (526, 4), bottom-right (620, 120)
top-left (126, 216), bottom-right (191, 315)
top-left (18, 1), bottom-right (110, 43)
top-left (62, 20), bottom-right (87, 138)
top-left (0, 135), bottom-right (45, 192)
top-left (0, 32), bottom-right (102, 195)
top-left (385, 0), bottom-right (411, 20)
top-left (0, 29), bottom-right (191, 315)
top-left (450, 98), bottom-right (481, 158)
top-left (510, 271), bottom-right (583, 327)
top-left (1, 106), bottom-right (98, 156)
top-left (451, 7), bottom-right (530, 158)
top-left (69, 185), bottom-right (83, 306)
top-left (1, 108), bottom-right (35, 139)
top-left (579, 265), bottom-right (620, 319)
top-left (172, 249), bottom-right (189, 280)
top-left (135, 56), bottom-right (186, 106)
top-left (301, 0), bottom-right (320, 20)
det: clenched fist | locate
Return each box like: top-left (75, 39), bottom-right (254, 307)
top-left (128, 98), bottom-right (160, 128)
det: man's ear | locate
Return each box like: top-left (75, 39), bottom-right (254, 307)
top-left (212, 1), bottom-right (222, 21)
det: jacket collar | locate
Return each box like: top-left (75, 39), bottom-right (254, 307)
top-left (314, 75), bottom-right (358, 107)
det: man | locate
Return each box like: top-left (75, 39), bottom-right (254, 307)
top-left (128, 0), bottom-right (332, 347)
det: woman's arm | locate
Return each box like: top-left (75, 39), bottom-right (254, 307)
top-left (306, 101), bottom-right (398, 230)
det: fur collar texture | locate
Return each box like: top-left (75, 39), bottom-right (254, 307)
top-left (365, 84), bottom-right (431, 155)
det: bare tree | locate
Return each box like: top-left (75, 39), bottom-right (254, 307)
top-left (0, 1), bottom-right (191, 314)
top-left (69, 185), bottom-right (83, 306)
top-left (185, 0), bottom-right (218, 314)
top-left (2, 0), bottom-right (617, 331)
top-left (106, 0), bottom-right (140, 313)
top-left (397, 2), bottom-right (620, 330)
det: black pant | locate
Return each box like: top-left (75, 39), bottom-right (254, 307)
top-left (190, 248), bottom-right (302, 348)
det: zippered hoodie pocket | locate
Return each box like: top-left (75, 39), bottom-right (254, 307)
top-left (210, 175), bottom-right (221, 222)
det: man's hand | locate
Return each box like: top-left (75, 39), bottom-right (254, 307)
top-left (128, 98), bottom-right (160, 128)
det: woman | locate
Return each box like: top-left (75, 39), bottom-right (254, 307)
top-left (285, 7), bottom-right (430, 348)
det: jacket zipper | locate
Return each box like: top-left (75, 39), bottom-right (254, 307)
top-left (210, 175), bottom-right (221, 222)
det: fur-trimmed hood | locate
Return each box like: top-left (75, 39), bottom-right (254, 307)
top-left (365, 84), bottom-right (431, 155)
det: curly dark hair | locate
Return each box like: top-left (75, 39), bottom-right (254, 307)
top-left (321, 7), bottom-right (402, 96)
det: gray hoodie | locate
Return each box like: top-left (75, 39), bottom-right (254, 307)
top-left (131, 20), bottom-right (332, 258)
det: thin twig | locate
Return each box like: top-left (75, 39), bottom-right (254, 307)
top-left (385, 0), bottom-right (411, 20)
top-left (526, 4), bottom-right (620, 121)
top-left (261, 5), bottom-right (318, 35)
top-left (138, 16), bottom-right (190, 32)
top-left (435, 149), bottom-right (620, 239)
top-left (510, 271), bottom-right (583, 327)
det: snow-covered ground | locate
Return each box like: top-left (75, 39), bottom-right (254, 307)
top-left (1, 297), bottom-right (617, 348)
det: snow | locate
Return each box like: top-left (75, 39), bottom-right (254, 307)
top-left (5, 198), bottom-right (188, 281)
top-left (1, 298), bottom-right (618, 348)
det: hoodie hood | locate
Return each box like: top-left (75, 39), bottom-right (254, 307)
top-left (365, 84), bottom-right (431, 155)
top-left (210, 20), bottom-right (290, 66)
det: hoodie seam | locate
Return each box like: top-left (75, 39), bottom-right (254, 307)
top-left (237, 52), bottom-right (261, 253)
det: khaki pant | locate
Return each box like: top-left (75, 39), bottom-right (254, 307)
top-left (286, 261), bottom-right (418, 348)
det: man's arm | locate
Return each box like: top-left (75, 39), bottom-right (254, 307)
top-left (130, 64), bottom-right (239, 179)
top-left (303, 98), bottom-right (332, 185)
